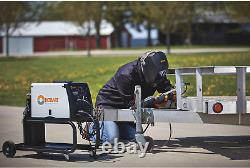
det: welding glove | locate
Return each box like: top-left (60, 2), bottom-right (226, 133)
top-left (143, 91), bottom-right (176, 109)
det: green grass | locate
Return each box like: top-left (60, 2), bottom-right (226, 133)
top-left (112, 44), bottom-right (250, 50)
top-left (0, 52), bottom-right (250, 107)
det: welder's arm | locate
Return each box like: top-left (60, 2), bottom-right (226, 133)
top-left (156, 77), bottom-right (173, 93)
top-left (143, 78), bottom-right (176, 108)
top-left (157, 78), bottom-right (176, 105)
top-left (116, 75), bottom-right (135, 108)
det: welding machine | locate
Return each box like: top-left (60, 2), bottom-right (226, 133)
top-left (31, 82), bottom-right (93, 119)
top-left (2, 82), bottom-right (101, 161)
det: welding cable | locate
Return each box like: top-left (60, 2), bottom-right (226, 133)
top-left (98, 109), bottom-right (105, 141)
top-left (76, 112), bottom-right (99, 141)
top-left (142, 123), bottom-right (150, 134)
top-left (168, 122), bottom-right (172, 141)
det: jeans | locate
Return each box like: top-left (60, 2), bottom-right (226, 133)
top-left (89, 121), bottom-right (136, 144)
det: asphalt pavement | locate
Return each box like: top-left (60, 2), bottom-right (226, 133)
top-left (0, 105), bottom-right (250, 167)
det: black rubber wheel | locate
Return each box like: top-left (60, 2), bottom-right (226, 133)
top-left (2, 141), bottom-right (16, 158)
top-left (144, 136), bottom-right (154, 152)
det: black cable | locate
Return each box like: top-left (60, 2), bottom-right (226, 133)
top-left (100, 111), bottom-right (104, 141)
top-left (168, 122), bottom-right (172, 141)
top-left (181, 84), bottom-right (188, 95)
top-left (76, 111), bottom-right (100, 156)
top-left (80, 99), bottom-right (94, 110)
top-left (142, 123), bottom-right (150, 134)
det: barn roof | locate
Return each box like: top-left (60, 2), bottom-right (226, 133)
top-left (193, 11), bottom-right (236, 23)
top-left (0, 20), bottom-right (114, 37)
top-left (125, 24), bottom-right (158, 39)
top-left (0, 20), bottom-right (159, 40)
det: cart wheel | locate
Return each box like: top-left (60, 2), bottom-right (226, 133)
top-left (144, 136), bottom-right (154, 152)
top-left (2, 141), bottom-right (16, 158)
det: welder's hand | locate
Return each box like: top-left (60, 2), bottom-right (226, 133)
top-left (167, 91), bottom-right (176, 102)
top-left (153, 94), bottom-right (168, 109)
top-left (153, 102), bottom-right (168, 109)
top-left (129, 104), bottom-right (136, 110)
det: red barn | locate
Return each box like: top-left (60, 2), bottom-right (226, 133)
top-left (0, 21), bottom-right (131, 56)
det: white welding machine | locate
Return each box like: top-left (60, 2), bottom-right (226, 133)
top-left (31, 82), bottom-right (93, 119)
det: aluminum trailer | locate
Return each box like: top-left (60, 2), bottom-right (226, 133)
top-left (101, 66), bottom-right (250, 125)
top-left (100, 66), bottom-right (250, 146)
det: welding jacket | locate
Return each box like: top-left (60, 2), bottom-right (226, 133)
top-left (95, 59), bottom-right (172, 109)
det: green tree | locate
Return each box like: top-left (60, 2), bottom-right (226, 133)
top-left (91, 2), bottom-right (103, 49)
top-left (130, 2), bottom-right (156, 46)
top-left (224, 2), bottom-right (250, 23)
top-left (0, 2), bottom-right (43, 56)
top-left (42, 2), bottom-right (103, 53)
top-left (65, 2), bottom-right (92, 56)
top-left (103, 1), bottom-right (130, 48)
top-left (152, 2), bottom-right (188, 53)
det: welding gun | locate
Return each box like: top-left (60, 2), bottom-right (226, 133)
top-left (142, 89), bottom-right (176, 108)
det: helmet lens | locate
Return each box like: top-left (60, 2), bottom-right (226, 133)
top-left (154, 70), bottom-right (167, 86)
top-left (141, 51), bottom-right (168, 85)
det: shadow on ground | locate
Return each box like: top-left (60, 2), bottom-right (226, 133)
top-left (12, 136), bottom-right (250, 162)
top-left (153, 135), bottom-right (250, 160)
top-left (15, 152), bottom-right (123, 163)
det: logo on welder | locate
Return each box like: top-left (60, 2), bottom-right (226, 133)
top-left (37, 95), bottom-right (59, 105)
top-left (37, 95), bottom-right (45, 105)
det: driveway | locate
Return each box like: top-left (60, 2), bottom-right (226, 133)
top-left (0, 105), bottom-right (250, 167)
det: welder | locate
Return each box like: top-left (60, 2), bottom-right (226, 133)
top-left (92, 51), bottom-right (175, 144)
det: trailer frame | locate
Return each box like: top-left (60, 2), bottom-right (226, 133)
top-left (102, 66), bottom-right (250, 126)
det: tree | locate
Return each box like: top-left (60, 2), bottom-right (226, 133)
top-left (50, 2), bottom-right (93, 56)
top-left (130, 2), bottom-right (157, 46)
top-left (65, 2), bottom-right (93, 56)
top-left (103, 1), bottom-right (131, 48)
top-left (42, 2), bottom-right (103, 55)
top-left (224, 2), bottom-right (250, 23)
top-left (91, 2), bottom-right (104, 49)
top-left (0, 2), bottom-right (43, 56)
top-left (151, 2), bottom-right (188, 53)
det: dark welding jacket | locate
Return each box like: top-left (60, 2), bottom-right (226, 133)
top-left (95, 59), bottom-right (172, 109)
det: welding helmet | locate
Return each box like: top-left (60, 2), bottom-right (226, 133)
top-left (140, 51), bottom-right (169, 86)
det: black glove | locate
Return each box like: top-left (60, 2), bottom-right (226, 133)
top-left (167, 91), bottom-right (176, 102)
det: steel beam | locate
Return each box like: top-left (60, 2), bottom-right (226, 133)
top-left (169, 66), bottom-right (250, 76)
top-left (103, 108), bottom-right (250, 126)
top-left (196, 68), bottom-right (203, 112)
top-left (175, 69), bottom-right (183, 110)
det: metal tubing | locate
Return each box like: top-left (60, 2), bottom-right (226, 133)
top-left (135, 85), bottom-right (142, 133)
top-left (23, 119), bottom-right (77, 154)
top-left (236, 67), bottom-right (247, 125)
top-left (169, 66), bottom-right (250, 76)
top-left (175, 69), bottom-right (183, 110)
top-left (196, 68), bottom-right (203, 112)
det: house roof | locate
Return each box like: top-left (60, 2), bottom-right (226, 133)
top-left (0, 20), bottom-right (114, 37)
top-left (193, 11), bottom-right (236, 23)
top-left (0, 20), bottom-right (159, 40)
top-left (125, 24), bottom-right (158, 39)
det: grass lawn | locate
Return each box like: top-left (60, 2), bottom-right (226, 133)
top-left (0, 51), bottom-right (250, 107)
top-left (112, 44), bottom-right (250, 50)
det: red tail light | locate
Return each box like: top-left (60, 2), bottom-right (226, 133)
top-left (213, 102), bottom-right (223, 113)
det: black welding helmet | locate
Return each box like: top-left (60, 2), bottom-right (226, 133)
top-left (140, 51), bottom-right (169, 86)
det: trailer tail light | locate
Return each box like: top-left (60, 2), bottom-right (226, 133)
top-left (213, 102), bottom-right (223, 113)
